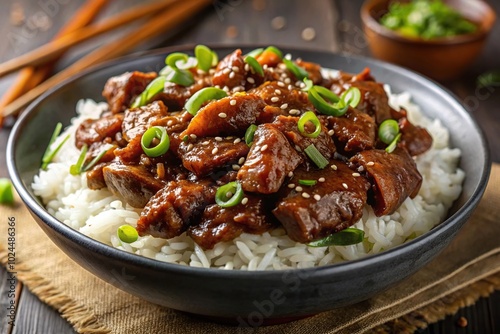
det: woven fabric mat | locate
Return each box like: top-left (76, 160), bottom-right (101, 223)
top-left (1, 164), bottom-right (499, 334)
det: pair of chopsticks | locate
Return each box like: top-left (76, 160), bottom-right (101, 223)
top-left (0, 0), bottom-right (212, 126)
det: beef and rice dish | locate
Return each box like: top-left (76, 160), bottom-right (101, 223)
top-left (33, 46), bottom-right (464, 269)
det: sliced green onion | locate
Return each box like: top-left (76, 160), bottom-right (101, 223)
top-left (41, 123), bottom-right (70, 170)
top-left (165, 69), bottom-right (194, 87)
top-left (184, 87), bottom-right (228, 116)
top-left (166, 52), bottom-right (190, 70)
top-left (70, 144), bottom-right (88, 175)
top-left (304, 144), bottom-right (329, 169)
top-left (211, 51), bottom-right (219, 67)
top-left (246, 48), bottom-right (264, 58)
top-left (477, 71), bottom-right (500, 88)
top-left (308, 86), bottom-right (348, 117)
top-left (385, 133), bottom-right (401, 153)
top-left (82, 147), bottom-right (111, 172)
top-left (117, 225), bottom-right (139, 243)
top-left (378, 119), bottom-right (400, 144)
top-left (264, 46), bottom-right (283, 59)
top-left (341, 87), bottom-right (361, 108)
top-left (215, 181), bottom-right (244, 208)
top-left (302, 78), bottom-right (313, 92)
top-left (245, 124), bottom-right (258, 146)
top-left (298, 179), bottom-right (317, 186)
top-left (141, 126), bottom-right (170, 157)
top-left (298, 111), bottom-right (322, 138)
top-left (195, 45), bottom-right (213, 72)
top-left (308, 228), bottom-right (365, 247)
top-left (131, 76), bottom-right (166, 108)
top-left (244, 56), bottom-right (264, 76)
top-left (283, 58), bottom-right (308, 80)
top-left (182, 135), bottom-right (189, 142)
top-left (0, 178), bottom-right (14, 205)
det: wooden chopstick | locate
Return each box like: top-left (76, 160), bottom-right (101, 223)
top-left (0, 0), bottom-right (179, 79)
top-left (1, 0), bottom-right (212, 119)
top-left (0, 0), bottom-right (109, 126)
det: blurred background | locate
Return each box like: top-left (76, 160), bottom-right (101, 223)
top-left (0, 0), bottom-right (498, 333)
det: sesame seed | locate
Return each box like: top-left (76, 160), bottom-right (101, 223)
top-left (260, 144), bottom-right (268, 152)
top-left (342, 183), bottom-right (348, 189)
top-left (277, 81), bottom-right (285, 87)
top-left (288, 171), bottom-right (294, 177)
top-left (284, 53), bottom-right (292, 60)
top-left (289, 109), bottom-right (300, 115)
top-left (271, 96), bottom-right (280, 103)
top-left (367, 161), bottom-right (375, 166)
top-left (284, 78), bottom-right (291, 84)
top-left (244, 64), bottom-right (250, 71)
top-left (229, 71), bottom-right (235, 79)
top-left (263, 64), bottom-right (268, 70)
top-left (232, 66), bottom-right (239, 72)
top-left (302, 192), bottom-right (310, 199)
top-left (190, 134), bottom-right (197, 140)
top-left (278, 63), bottom-right (287, 70)
top-left (280, 103), bottom-right (288, 110)
top-left (275, 89), bottom-right (281, 95)
top-left (197, 69), bottom-right (205, 76)
top-left (238, 157), bottom-right (245, 165)
top-left (226, 191), bottom-right (233, 198)
top-left (247, 77), bottom-right (255, 84)
top-left (288, 183), bottom-right (295, 188)
top-left (288, 84), bottom-right (294, 91)
top-left (328, 129), bottom-right (335, 136)
top-left (214, 85), bottom-right (221, 89)
top-left (241, 197), bottom-right (249, 205)
top-left (314, 194), bottom-right (321, 201)
top-left (358, 166), bottom-right (365, 172)
top-left (202, 141), bottom-right (210, 145)
top-left (167, 120), bottom-right (173, 126)
top-left (295, 145), bottom-right (302, 152)
top-left (318, 177), bottom-right (325, 183)
top-left (197, 78), bottom-right (204, 85)
top-left (218, 112), bottom-right (227, 118)
top-left (233, 85), bottom-right (245, 92)
top-left (223, 86), bottom-right (230, 92)
top-left (187, 143), bottom-right (194, 151)
top-left (331, 164), bottom-right (338, 170)
top-left (233, 138), bottom-right (241, 144)
top-left (232, 164), bottom-right (240, 171)
top-left (352, 172), bottom-right (361, 177)
top-left (295, 186), bottom-right (303, 192)
top-left (209, 69), bottom-right (216, 75)
top-left (212, 147), bottom-right (219, 154)
top-left (226, 136), bottom-right (234, 140)
top-left (230, 99), bottom-right (237, 106)
top-left (223, 68), bottom-right (230, 74)
top-left (295, 81), bottom-right (302, 87)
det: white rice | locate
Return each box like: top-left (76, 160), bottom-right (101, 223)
top-left (32, 87), bottom-right (465, 270)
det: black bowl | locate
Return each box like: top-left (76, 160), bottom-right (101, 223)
top-left (7, 46), bottom-right (490, 323)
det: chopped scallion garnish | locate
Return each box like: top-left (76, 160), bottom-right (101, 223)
top-left (304, 144), bottom-right (329, 169)
top-left (308, 85), bottom-right (348, 117)
top-left (141, 126), bottom-right (170, 157)
top-left (215, 181), bottom-right (244, 208)
top-left (117, 225), bottom-right (139, 243)
top-left (162, 52), bottom-right (195, 87)
top-left (297, 111), bottom-right (322, 138)
top-left (385, 133), bottom-right (401, 153)
top-left (283, 58), bottom-right (309, 80)
top-left (244, 56), bottom-right (264, 76)
top-left (302, 78), bottom-right (313, 92)
top-left (82, 147), bottom-right (111, 172)
top-left (264, 46), bottom-right (283, 59)
top-left (0, 178), bottom-right (14, 205)
top-left (246, 48), bottom-right (264, 58)
top-left (308, 228), bottom-right (365, 247)
top-left (41, 123), bottom-right (70, 170)
top-left (298, 179), bottom-right (317, 186)
top-left (245, 124), bottom-right (258, 146)
top-left (131, 76), bottom-right (166, 108)
top-left (195, 45), bottom-right (214, 72)
top-left (341, 87), bottom-right (361, 108)
top-left (70, 144), bottom-right (88, 176)
top-left (184, 87), bottom-right (228, 116)
top-left (378, 119), bottom-right (400, 144)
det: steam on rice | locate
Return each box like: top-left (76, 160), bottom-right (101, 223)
top-left (32, 85), bottom-right (465, 270)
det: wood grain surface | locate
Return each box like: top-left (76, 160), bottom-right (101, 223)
top-left (0, 1), bottom-right (499, 333)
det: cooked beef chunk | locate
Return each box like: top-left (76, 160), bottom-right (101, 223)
top-left (349, 147), bottom-right (422, 216)
top-left (136, 180), bottom-right (215, 239)
top-left (212, 49), bottom-right (247, 89)
top-left (323, 108), bottom-right (376, 154)
top-left (75, 113), bottom-right (123, 149)
top-left (237, 124), bottom-right (302, 194)
top-left (273, 162), bottom-right (370, 243)
top-left (122, 101), bottom-right (168, 141)
top-left (272, 115), bottom-right (336, 159)
top-left (102, 71), bottom-right (157, 113)
top-left (390, 107), bottom-right (433, 156)
top-left (86, 162), bottom-right (108, 190)
top-left (189, 195), bottom-right (274, 249)
top-left (330, 68), bottom-right (391, 124)
top-left (153, 111), bottom-right (192, 154)
top-left (249, 81), bottom-right (312, 113)
top-left (296, 59), bottom-right (324, 85)
top-left (154, 75), bottom-right (210, 111)
top-left (103, 163), bottom-right (164, 208)
top-left (178, 137), bottom-right (250, 177)
top-left (181, 94), bottom-right (266, 138)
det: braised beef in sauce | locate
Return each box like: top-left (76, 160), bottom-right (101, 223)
top-left (76, 48), bottom-right (432, 249)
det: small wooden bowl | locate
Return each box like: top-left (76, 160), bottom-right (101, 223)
top-left (361, 0), bottom-right (496, 81)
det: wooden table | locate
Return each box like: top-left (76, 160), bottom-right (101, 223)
top-left (1, 1), bottom-right (499, 333)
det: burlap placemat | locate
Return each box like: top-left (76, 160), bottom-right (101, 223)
top-left (1, 164), bottom-right (499, 334)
